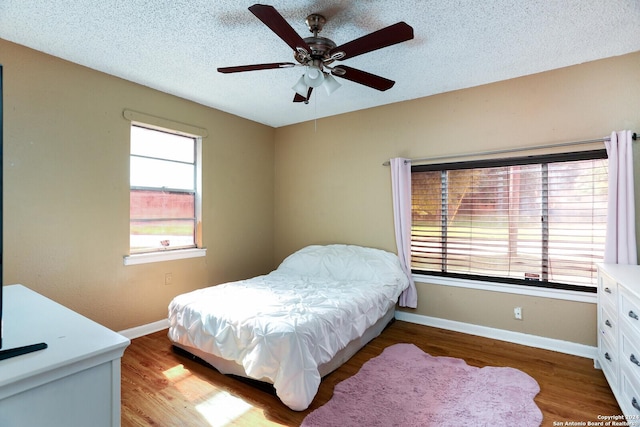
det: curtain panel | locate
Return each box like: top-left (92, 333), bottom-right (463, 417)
top-left (604, 130), bottom-right (638, 264)
top-left (390, 158), bottom-right (418, 307)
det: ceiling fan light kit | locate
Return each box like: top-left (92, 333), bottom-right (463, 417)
top-left (292, 71), bottom-right (341, 99)
top-left (217, 4), bottom-right (414, 104)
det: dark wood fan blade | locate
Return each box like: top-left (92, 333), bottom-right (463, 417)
top-left (332, 65), bottom-right (395, 91)
top-left (330, 22), bottom-right (413, 60)
top-left (217, 62), bottom-right (296, 73)
top-left (249, 4), bottom-right (310, 53)
top-left (293, 87), bottom-right (313, 103)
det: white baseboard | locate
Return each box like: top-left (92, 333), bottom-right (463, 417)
top-left (120, 313), bottom-right (597, 360)
top-left (118, 319), bottom-right (169, 340)
top-left (395, 311), bottom-right (597, 360)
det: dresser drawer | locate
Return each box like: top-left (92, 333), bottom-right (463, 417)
top-left (621, 328), bottom-right (640, 378)
top-left (599, 273), bottom-right (618, 309)
top-left (621, 289), bottom-right (640, 337)
top-left (599, 334), bottom-right (619, 388)
top-left (599, 304), bottom-right (618, 346)
top-left (620, 368), bottom-right (640, 417)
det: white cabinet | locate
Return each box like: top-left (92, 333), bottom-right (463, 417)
top-left (0, 285), bottom-right (130, 427)
top-left (597, 264), bottom-right (640, 417)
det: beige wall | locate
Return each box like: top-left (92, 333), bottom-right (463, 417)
top-left (3, 37), bottom-right (639, 346)
top-left (274, 51), bottom-right (640, 346)
top-left (1, 39), bottom-right (275, 331)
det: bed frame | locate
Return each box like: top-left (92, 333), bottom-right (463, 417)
top-left (172, 306), bottom-right (396, 385)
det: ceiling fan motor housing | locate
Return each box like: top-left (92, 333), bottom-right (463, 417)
top-left (301, 36), bottom-right (336, 61)
top-left (294, 14), bottom-right (337, 66)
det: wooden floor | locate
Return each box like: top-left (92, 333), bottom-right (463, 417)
top-left (121, 320), bottom-right (621, 426)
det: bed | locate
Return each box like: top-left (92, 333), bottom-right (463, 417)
top-left (167, 244), bottom-right (410, 411)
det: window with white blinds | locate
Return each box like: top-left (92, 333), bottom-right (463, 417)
top-left (411, 150), bottom-right (608, 292)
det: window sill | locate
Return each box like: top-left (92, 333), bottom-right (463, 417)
top-left (412, 273), bottom-right (597, 303)
top-left (123, 248), bottom-right (206, 266)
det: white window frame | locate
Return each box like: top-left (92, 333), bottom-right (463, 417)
top-left (412, 273), bottom-right (597, 303)
top-left (123, 110), bottom-right (207, 265)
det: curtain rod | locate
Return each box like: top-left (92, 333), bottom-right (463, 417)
top-left (382, 132), bottom-right (637, 166)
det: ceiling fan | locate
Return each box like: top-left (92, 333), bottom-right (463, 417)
top-left (217, 4), bottom-right (414, 104)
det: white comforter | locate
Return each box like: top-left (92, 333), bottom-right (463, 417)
top-left (167, 244), bottom-right (409, 411)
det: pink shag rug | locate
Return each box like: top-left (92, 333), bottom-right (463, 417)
top-left (301, 343), bottom-right (542, 427)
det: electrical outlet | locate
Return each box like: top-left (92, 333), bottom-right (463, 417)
top-left (165, 273), bottom-right (173, 285)
top-left (514, 306), bottom-right (523, 320)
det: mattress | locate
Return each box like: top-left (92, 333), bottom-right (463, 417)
top-left (167, 244), bottom-right (410, 410)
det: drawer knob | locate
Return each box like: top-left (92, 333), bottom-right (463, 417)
top-left (631, 354), bottom-right (640, 367)
top-left (604, 287), bottom-right (612, 294)
top-left (633, 397), bottom-right (640, 411)
top-left (605, 319), bottom-right (612, 328)
top-left (630, 311), bottom-right (639, 321)
top-left (605, 352), bottom-right (612, 361)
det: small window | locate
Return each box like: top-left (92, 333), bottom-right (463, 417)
top-left (129, 125), bottom-right (201, 254)
top-left (411, 150), bottom-right (608, 292)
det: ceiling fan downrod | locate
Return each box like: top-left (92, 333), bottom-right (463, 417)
top-left (296, 13), bottom-right (340, 68)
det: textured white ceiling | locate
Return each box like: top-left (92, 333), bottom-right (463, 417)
top-left (1, 1), bottom-right (639, 127)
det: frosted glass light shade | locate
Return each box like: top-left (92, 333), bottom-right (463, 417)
top-left (304, 66), bottom-right (324, 88)
top-left (292, 75), bottom-right (308, 97)
top-left (323, 73), bottom-right (341, 95)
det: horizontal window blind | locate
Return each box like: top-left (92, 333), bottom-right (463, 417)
top-left (411, 150), bottom-right (608, 291)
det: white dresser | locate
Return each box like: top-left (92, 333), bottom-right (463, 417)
top-left (597, 264), bottom-right (640, 417)
top-left (0, 284), bottom-right (130, 427)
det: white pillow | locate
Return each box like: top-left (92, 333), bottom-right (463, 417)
top-left (276, 244), bottom-right (409, 285)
